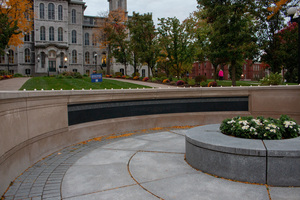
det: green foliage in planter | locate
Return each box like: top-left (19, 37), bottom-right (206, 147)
top-left (260, 72), bottom-right (283, 85)
top-left (220, 115), bottom-right (300, 140)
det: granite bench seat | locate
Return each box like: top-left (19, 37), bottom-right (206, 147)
top-left (185, 124), bottom-right (300, 186)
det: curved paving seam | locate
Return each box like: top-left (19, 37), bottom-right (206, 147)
top-left (127, 151), bottom-right (164, 200)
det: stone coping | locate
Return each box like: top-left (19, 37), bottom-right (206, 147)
top-left (185, 124), bottom-right (300, 186)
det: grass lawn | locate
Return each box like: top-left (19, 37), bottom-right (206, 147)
top-left (20, 77), bottom-right (151, 90)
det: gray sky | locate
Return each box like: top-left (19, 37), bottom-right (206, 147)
top-left (83, 0), bottom-right (198, 26)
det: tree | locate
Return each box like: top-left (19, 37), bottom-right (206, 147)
top-left (197, 0), bottom-right (259, 86)
top-left (157, 17), bottom-right (195, 78)
top-left (97, 9), bottom-right (130, 75)
top-left (128, 12), bottom-right (157, 77)
top-left (0, 0), bottom-right (33, 53)
top-left (277, 22), bottom-right (298, 82)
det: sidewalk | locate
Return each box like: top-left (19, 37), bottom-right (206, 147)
top-left (0, 77), bottom-right (31, 91)
top-left (2, 128), bottom-right (300, 200)
top-left (106, 78), bottom-right (177, 89)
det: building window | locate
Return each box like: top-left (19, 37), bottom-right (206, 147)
top-left (93, 52), bottom-right (97, 64)
top-left (24, 32), bottom-right (30, 41)
top-left (72, 9), bottom-right (76, 24)
top-left (92, 34), bottom-right (97, 46)
top-left (58, 5), bottom-right (63, 20)
top-left (40, 26), bottom-right (45, 41)
top-left (48, 3), bottom-right (55, 20)
top-left (85, 33), bottom-right (89, 46)
top-left (120, 68), bottom-right (124, 75)
top-left (72, 30), bottom-right (76, 43)
top-left (73, 69), bottom-right (77, 72)
top-left (41, 52), bottom-right (46, 68)
top-left (142, 69), bottom-right (145, 77)
top-left (118, 0), bottom-right (122, 8)
top-left (0, 54), bottom-right (4, 63)
top-left (8, 50), bottom-right (14, 64)
top-left (40, 3), bottom-right (44, 19)
top-left (85, 52), bottom-right (90, 64)
top-left (58, 27), bottom-right (63, 41)
top-left (25, 48), bottom-right (31, 63)
top-left (72, 50), bottom-right (77, 63)
top-left (49, 27), bottom-right (54, 41)
top-left (25, 69), bottom-right (31, 75)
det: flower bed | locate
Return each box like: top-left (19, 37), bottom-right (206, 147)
top-left (220, 115), bottom-right (300, 140)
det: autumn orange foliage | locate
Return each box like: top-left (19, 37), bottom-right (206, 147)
top-left (0, 0), bottom-right (33, 47)
top-left (267, 0), bottom-right (291, 20)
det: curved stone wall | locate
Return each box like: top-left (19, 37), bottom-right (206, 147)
top-left (0, 86), bottom-right (300, 195)
top-left (186, 124), bottom-right (300, 186)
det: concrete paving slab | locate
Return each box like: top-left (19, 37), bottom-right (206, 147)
top-left (134, 131), bottom-right (181, 141)
top-left (269, 187), bottom-right (300, 200)
top-left (143, 136), bottom-right (186, 153)
top-left (129, 152), bottom-right (194, 183)
top-left (101, 138), bottom-right (151, 150)
top-left (63, 185), bottom-right (157, 200)
top-left (141, 173), bottom-right (270, 200)
top-left (62, 164), bottom-right (136, 198)
top-left (73, 149), bottom-right (134, 165)
top-left (0, 77), bottom-right (30, 91)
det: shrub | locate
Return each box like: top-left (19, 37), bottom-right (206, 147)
top-left (260, 72), bottom-right (283, 85)
top-left (115, 72), bottom-right (123, 77)
top-left (56, 74), bottom-right (64, 79)
top-left (105, 75), bottom-right (112, 78)
top-left (163, 79), bottom-right (170, 84)
top-left (176, 80), bottom-right (185, 86)
top-left (0, 76), bottom-right (4, 80)
top-left (125, 76), bottom-right (130, 79)
top-left (200, 81), bottom-right (208, 87)
top-left (83, 74), bottom-right (89, 77)
top-left (132, 72), bottom-right (140, 77)
top-left (143, 77), bottom-right (149, 82)
top-left (13, 73), bottom-right (23, 77)
top-left (152, 77), bottom-right (157, 82)
top-left (74, 72), bottom-right (83, 79)
top-left (160, 76), bottom-right (167, 82)
top-left (208, 81), bottom-right (217, 87)
top-left (133, 76), bottom-right (139, 80)
top-left (220, 115), bottom-right (300, 140)
top-left (195, 75), bottom-right (207, 83)
top-left (188, 79), bottom-right (196, 86)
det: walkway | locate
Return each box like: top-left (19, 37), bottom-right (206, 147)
top-left (106, 78), bottom-right (177, 88)
top-left (0, 77), bottom-right (30, 91)
top-left (2, 128), bottom-right (299, 200)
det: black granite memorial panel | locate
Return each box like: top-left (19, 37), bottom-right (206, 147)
top-left (68, 97), bottom-right (248, 126)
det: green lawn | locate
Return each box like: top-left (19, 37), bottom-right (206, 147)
top-left (20, 77), bottom-right (151, 90)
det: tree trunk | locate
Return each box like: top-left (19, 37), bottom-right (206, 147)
top-left (231, 61), bottom-right (237, 86)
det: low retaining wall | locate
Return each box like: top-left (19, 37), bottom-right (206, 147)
top-left (186, 124), bottom-right (300, 186)
top-left (0, 86), bottom-right (299, 195)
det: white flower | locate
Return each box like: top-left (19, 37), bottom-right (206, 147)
top-left (265, 127), bottom-right (270, 130)
top-left (252, 119), bottom-right (262, 126)
top-left (227, 120), bottom-right (235, 124)
top-left (250, 127), bottom-right (256, 132)
top-left (270, 129), bottom-right (276, 133)
top-left (239, 120), bottom-right (248, 126)
top-left (264, 133), bottom-right (267, 137)
top-left (242, 125), bottom-right (250, 130)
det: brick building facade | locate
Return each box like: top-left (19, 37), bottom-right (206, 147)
top-left (190, 60), bottom-right (266, 81)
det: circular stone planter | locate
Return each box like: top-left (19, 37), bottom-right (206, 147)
top-left (185, 124), bottom-right (300, 186)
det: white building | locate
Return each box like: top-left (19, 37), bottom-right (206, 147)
top-left (0, 0), bottom-right (149, 77)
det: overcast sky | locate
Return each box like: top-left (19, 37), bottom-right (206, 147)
top-left (83, 0), bottom-right (198, 26)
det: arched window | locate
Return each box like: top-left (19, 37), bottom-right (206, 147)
top-left (92, 34), bottom-right (97, 46)
top-left (72, 9), bottom-right (76, 24)
top-left (48, 3), bottom-right (55, 20)
top-left (72, 50), bottom-right (77, 63)
top-left (49, 27), bottom-right (54, 41)
top-left (85, 52), bottom-right (90, 64)
top-left (40, 3), bottom-right (44, 19)
top-left (58, 27), bottom-right (63, 41)
top-left (72, 30), bottom-right (76, 43)
top-left (84, 33), bottom-right (89, 45)
top-left (40, 26), bottom-right (45, 40)
top-left (8, 50), bottom-right (14, 64)
top-left (25, 49), bottom-right (30, 63)
top-left (58, 5), bottom-right (63, 20)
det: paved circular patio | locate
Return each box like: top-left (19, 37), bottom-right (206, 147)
top-left (2, 128), bottom-right (300, 200)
